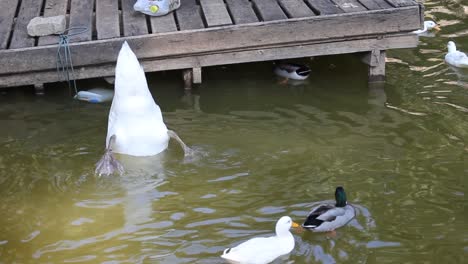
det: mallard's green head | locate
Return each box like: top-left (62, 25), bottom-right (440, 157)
top-left (335, 186), bottom-right (347, 207)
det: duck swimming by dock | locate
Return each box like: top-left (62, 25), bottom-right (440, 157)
top-left (95, 41), bottom-right (192, 176)
top-left (274, 62), bottom-right (311, 81)
top-left (412, 20), bottom-right (440, 34)
top-left (445, 41), bottom-right (468, 68)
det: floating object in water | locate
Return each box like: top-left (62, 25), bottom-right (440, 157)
top-left (221, 216), bottom-right (299, 264)
top-left (302, 187), bottom-right (355, 232)
top-left (412, 20), bottom-right (440, 34)
top-left (445, 41), bottom-right (468, 68)
top-left (133, 0), bottom-right (180, 17)
top-left (95, 41), bottom-right (193, 176)
top-left (74, 88), bottom-right (114, 103)
top-left (274, 63), bottom-right (311, 81)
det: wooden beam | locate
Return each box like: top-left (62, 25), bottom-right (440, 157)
top-left (199, 0), bottom-right (233, 27)
top-left (38, 0), bottom-right (69, 46)
top-left (9, 0), bottom-right (44, 49)
top-left (225, 0), bottom-right (259, 25)
top-left (357, 0), bottom-right (393, 10)
top-left (121, 0), bottom-right (148, 36)
top-left (332, 0), bottom-right (367, 12)
top-left (278, 0), bottom-right (316, 18)
top-left (68, 0), bottom-right (94, 42)
top-left (0, 6), bottom-right (422, 75)
top-left (175, 0), bottom-right (205, 30)
top-left (96, 0), bottom-right (120, 39)
top-left (0, 34), bottom-right (417, 88)
top-left (150, 13), bottom-right (178, 33)
top-left (252, 0), bottom-right (288, 21)
top-left (305, 0), bottom-right (343, 15)
top-left (0, 0), bottom-right (20, 49)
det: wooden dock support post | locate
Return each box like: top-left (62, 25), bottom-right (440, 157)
top-left (34, 84), bottom-right (45, 95)
top-left (361, 50), bottom-right (386, 83)
top-left (182, 68), bottom-right (202, 90)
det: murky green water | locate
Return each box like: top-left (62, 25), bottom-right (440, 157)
top-left (1, 2), bottom-right (467, 263)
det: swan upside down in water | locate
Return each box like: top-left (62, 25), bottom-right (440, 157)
top-left (95, 41), bottom-right (193, 176)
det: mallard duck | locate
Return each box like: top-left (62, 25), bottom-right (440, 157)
top-left (274, 63), bottom-right (311, 81)
top-left (445, 41), bottom-right (468, 68)
top-left (95, 41), bottom-right (192, 176)
top-left (221, 216), bottom-right (299, 264)
top-left (412, 20), bottom-right (440, 34)
top-left (302, 187), bottom-right (355, 232)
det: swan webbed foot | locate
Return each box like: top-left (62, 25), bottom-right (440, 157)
top-left (167, 129), bottom-right (194, 158)
top-left (95, 135), bottom-right (124, 177)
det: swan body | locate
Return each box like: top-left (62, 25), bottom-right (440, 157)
top-left (107, 41), bottom-right (169, 156)
top-left (302, 187), bottom-right (355, 232)
top-left (95, 41), bottom-right (192, 176)
top-left (274, 63), bottom-right (311, 80)
top-left (221, 216), bottom-right (299, 264)
top-left (445, 41), bottom-right (468, 68)
top-left (412, 21), bottom-right (440, 34)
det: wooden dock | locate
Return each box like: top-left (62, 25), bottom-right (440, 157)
top-left (0, 0), bottom-right (423, 89)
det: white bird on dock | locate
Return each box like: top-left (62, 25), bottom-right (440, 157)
top-left (412, 20), bottom-right (440, 34)
top-left (95, 41), bottom-right (192, 176)
top-left (445, 41), bottom-right (468, 68)
top-left (221, 216), bottom-right (300, 264)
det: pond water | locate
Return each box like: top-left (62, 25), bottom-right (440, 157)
top-left (0, 2), bottom-right (467, 263)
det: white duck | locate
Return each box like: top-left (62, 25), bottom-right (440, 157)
top-left (445, 41), bottom-right (468, 68)
top-left (221, 216), bottom-right (299, 264)
top-left (95, 41), bottom-right (192, 176)
top-left (412, 20), bottom-right (440, 34)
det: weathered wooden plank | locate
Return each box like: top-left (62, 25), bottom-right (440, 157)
top-left (68, 0), bottom-right (94, 42)
top-left (305, 0), bottom-right (343, 15)
top-left (332, 0), bottom-right (367, 12)
top-left (385, 0), bottom-right (417, 7)
top-left (357, 0), bottom-right (393, 10)
top-left (175, 0), bottom-right (205, 30)
top-left (96, 0), bottom-right (120, 39)
top-left (38, 0), bottom-right (69, 46)
top-left (9, 0), bottom-right (44, 49)
top-left (150, 13), bottom-right (178, 33)
top-left (121, 0), bottom-right (148, 36)
top-left (279, 0), bottom-right (316, 17)
top-left (225, 0), bottom-right (259, 25)
top-left (0, 6), bottom-right (422, 74)
top-left (0, 34), bottom-right (418, 88)
top-left (0, 0), bottom-right (20, 49)
top-left (199, 0), bottom-right (232, 27)
top-left (252, 0), bottom-right (288, 21)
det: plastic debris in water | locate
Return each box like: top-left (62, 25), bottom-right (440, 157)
top-left (74, 88), bottom-right (114, 103)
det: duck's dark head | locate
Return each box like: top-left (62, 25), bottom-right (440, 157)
top-left (335, 186), bottom-right (347, 207)
top-left (296, 66), bottom-right (311, 77)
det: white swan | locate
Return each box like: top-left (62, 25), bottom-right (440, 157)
top-left (412, 20), bottom-right (440, 34)
top-left (445, 41), bottom-right (468, 68)
top-left (95, 41), bottom-right (192, 176)
top-left (221, 216), bottom-right (299, 264)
